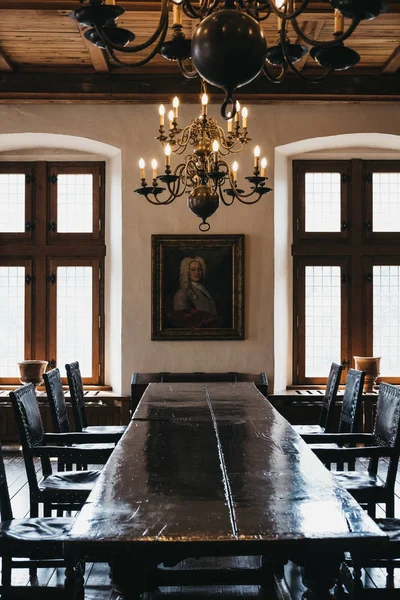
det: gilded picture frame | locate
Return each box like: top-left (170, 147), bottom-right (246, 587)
top-left (151, 234), bottom-right (244, 340)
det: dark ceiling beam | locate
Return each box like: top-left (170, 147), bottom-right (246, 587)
top-left (0, 72), bottom-right (399, 103)
top-left (382, 45), bottom-right (400, 74)
top-left (0, 1), bottom-right (399, 12)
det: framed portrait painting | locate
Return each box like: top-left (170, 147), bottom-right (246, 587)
top-left (151, 234), bottom-right (244, 340)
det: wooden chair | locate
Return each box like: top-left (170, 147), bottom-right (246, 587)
top-left (312, 382), bottom-right (400, 518)
top-left (43, 367), bottom-right (117, 470)
top-left (65, 361), bottom-right (126, 436)
top-left (10, 383), bottom-right (112, 517)
top-left (338, 518), bottom-right (400, 599)
top-left (302, 368), bottom-right (365, 470)
top-left (292, 362), bottom-right (343, 436)
top-left (0, 439), bottom-right (84, 599)
top-left (130, 371), bottom-right (269, 415)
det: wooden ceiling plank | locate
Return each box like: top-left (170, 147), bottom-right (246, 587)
top-left (382, 44), bottom-right (400, 74)
top-left (294, 20), bottom-right (325, 72)
top-left (77, 24), bottom-right (109, 73)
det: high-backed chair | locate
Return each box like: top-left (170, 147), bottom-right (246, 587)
top-left (10, 383), bottom-right (112, 517)
top-left (0, 439), bottom-right (84, 599)
top-left (303, 368), bottom-right (365, 470)
top-left (312, 382), bottom-right (400, 518)
top-left (44, 367), bottom-right (117, 469)
top-left (66, 361), bottom-right (126, 436)
top-left (292, 362), bottom-right (343, 436)
top-left (130, 371), bottom-right (269, 415)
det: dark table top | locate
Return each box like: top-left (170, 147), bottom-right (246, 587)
top-left (66, 382), bottom-right (384, 554)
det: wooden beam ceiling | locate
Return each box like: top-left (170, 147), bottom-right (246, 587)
top-left (0, 71), bottom-right (398, 103)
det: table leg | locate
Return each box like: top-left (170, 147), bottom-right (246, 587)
top-left (292, 552), bottom-right (343, 599)
top-left (110, 554), bottom-right (158, 599)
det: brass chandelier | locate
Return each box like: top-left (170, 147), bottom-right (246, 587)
top-left (134, 85), bottom-right (271, 231)
top-left (71, 0), bottom-right (388, 118)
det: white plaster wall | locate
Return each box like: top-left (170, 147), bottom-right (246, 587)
top-left (0, 103), bottom-right (399, 394)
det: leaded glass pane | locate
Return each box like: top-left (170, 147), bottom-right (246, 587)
top-left (57, 174), bottom-right (93, 233)
top-left (0, 267), bottom-right (25, 377)
top-left (0, 174), bottom-right (25, 233)
top-left (305, 266), bottom-right (341, 378)
top-left (373, 265), bottom-right (400, 375)
top-left (57, 266), bottom-right (92, 377)
top-left (373, 173), bottom-right (400, 232)
top-left (305, 172), bottom-right (341, 232)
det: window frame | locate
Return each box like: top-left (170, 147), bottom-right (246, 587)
top-left (293, 158), bottom-right (400, 385)
top-left (0, 161), bottom-right (105, 385)
top-left (0, 258), bottom-right (33, 385)
top-left (0, 163), bottom-right (35, 242)
top-left (294, 257), bottom-right (349, 385)
top-left (293, 160), bottom-right (350, 243)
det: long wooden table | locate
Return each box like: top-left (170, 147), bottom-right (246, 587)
top-left (65, 382), bottom-right (385, 598)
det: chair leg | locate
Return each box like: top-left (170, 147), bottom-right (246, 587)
top-left (57, 508), bottom-right (64, 517)
top-left (386, 497), bottom-right (395, 518)
top-left (1, 557), bottom-right (12, 587)
top-left (30, 498), bottom-right (38, 518)
top-left (367, 503), bottom-right (376, 518)
top-left (43, 501), bottom-right (52, 517)
top-left (65, 559), bottom-right (85, 600)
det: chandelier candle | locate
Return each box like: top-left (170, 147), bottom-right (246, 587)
top-left (134, 89), bottom-right (272, 231)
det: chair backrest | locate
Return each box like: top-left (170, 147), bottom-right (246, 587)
top-left (369, 382), bottom-right (400, 487)
top-left (337, 369), bottom-right (365, 434)
top-left (65, 361), bottom-right (86, 431)
top-left (10, 384), bottom-right (52, 492)
top-left (319, 362), bottom-right (343, 432)
top-left (43, 367), bottom-right (70, 433)
top-left (0, 440), bottom-right (13, 522)
top-left (130, 372), bottom-right (269, 415)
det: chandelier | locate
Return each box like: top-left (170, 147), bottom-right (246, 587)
top-left (134, 84), bottom-right (271, 231)
top-left (70, 0), bottom-right (388, 118)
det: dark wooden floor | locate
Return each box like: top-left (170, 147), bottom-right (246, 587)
top-left (1, 446), bottom-right (400, 599)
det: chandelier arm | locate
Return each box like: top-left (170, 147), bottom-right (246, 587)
top-left (268, 0), bottom-right (311, 20)
top-left (262, 62), bottom-right (288, 84)
top-left (235, 192), bottom-right (263, 205)
top-left (218, 183), bottom-right (235, 207)
top-left (291, 15), bottom-right (361, 48)
top-left (106, 26), bottom-right (167, 67)
top-left (182, 0), bottom-right (216, 19)
top-left (280, 26), bottom-right (334, 82)
top-left (257, 1), bottom-right (272, 18)
top-left (144, 191), bottom-right (177, 205)
top-left (217, 159), bottom-right (263, 202)
top-left (178, 58), bottom-right (200, 79)
top-left (93, 0), bottom-right (169, 54)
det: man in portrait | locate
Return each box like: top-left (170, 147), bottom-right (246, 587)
top-left (167, 256), bottom-right (226, 328)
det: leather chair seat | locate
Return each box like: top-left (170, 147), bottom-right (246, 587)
top-left (0, 517), bottom-right (72, 542)
top-left (39, 469), bottom-right (100, 493)
top-left (376, 518), bottom-right (400, 541)
top-left (83, 425), bottom-right (126, 435)
top-left (293, 424), bottom-right (324, 435)
top-left (334, 471), bottom-right (384, 492)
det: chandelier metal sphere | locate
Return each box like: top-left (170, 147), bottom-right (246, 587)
top-left (134, 86), bottom-right (272, 231)
top-left (70, 0), bottom-right (388, 118)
